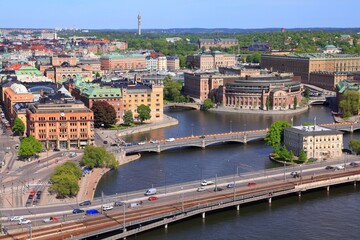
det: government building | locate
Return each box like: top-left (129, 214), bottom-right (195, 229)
top-left (284, 125), bottom-right (343, 159)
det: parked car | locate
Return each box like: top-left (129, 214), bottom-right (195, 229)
top-left (114, 201), bottom-right (124, 207)
top-left (201, 180), bottom-right (214, 186)
top-left (43, 217), bottom-right (58, 223)
top-left (18, 219), bottom-right (31, 225)
top-left (247, 182), bottom-right (257, 187)
top-left (148, 196), bottom-right (158, 201)
top-left (197, 187), bottom-right (205, 192)
top-left (350, 162), bottom-right (359, 167)
top-left (79, 200), bottom-right (91, 206)
top-left (227, 183), bottom-right (235, 188)
top-left (213, 187), bottom-right (223, 192)
top-left (9, 216), bottom-right (24, 222)
top-left (72, 208), bottom-right (85, 214)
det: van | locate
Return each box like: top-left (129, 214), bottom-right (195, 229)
top-left (144, 188), bottom-right (157, 196)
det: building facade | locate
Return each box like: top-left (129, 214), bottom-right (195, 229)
top-left (284, 125), bottom-right (343, 159)
top-left (166, 56), bottom-right (180, 71)
top-left (51, 55), bottom-right (77, 67)
top-left (309, 71), bottom-right (351, 91)
top-left (186, 51), bottom-right (236, 70)
top-left (184, 72), bottom-right (225, 101)
top-left (100, 54), bottom-right (146, 71)
top-left (198, 38), bottom-right (238, 49)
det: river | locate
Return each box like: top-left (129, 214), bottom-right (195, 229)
top-left (95, 106), bottom-right (360, 240)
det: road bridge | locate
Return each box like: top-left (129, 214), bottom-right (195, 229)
top-left (122, 122), bottom-right (360, 154)
top-left (2, 159), bottom-right (360, 239)
top-left (164, 102), bottom-right (201, 110)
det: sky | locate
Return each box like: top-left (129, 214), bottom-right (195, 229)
top-left (1, 0), bottom-right (359, 29)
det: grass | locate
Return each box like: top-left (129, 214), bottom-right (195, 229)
top-left (109, 122), bottom-right (146, 130)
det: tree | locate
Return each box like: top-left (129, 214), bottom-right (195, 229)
top-left (293, 96), bottom-right (298, 109)
top-left (18, 135), bottom-right (42, 158)
top-left (203, 99), bottom-right (214, 110)
top-left (339, 90), bottom-right (360, 118)
top-left (123, 110), bottom-right (134, 126)
top-left (12, 117), bottom-right (25, 136)
top-left (265, 121), bottom-right (292, 152)
top-left (80, 145), bottom-right (118, 169)
top-left (163, 75), bottom-right (183, 101)
top-left (349, 140), bottom-right (360, 154)
top-left (266, 96), bottom-right (270, 110)
top-left (49, 161), bottom-right (82, 198)
top-left (299, 149), bottom-right (307, 162)
top-left (304, 88), bottom-right (311, 99)
top-left (95, 72), bottom-right (100, 78)
top-left (137, 104), bottom-right (151, 123)
top-left (91, 101), bottom-right (117, 127)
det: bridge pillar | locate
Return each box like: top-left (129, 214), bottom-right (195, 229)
top-left (243, 134), bottom-right (247, 144)
top-left (326, 186), bottom-right (330, 192)
top-left (236, 205), bottom-right (240, 211)
top-left (202, 212), bottom-right (206, 219)
top-left (201, 140), bottom-right (205, 149)
top-left (350, 125), bottom-right (354, 133)
top-left (157, 145), bottom-right (161, 153)
top-left (268, 198), bottom-right (272, 204)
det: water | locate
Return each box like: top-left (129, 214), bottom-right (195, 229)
top-left (95, 106), bottom-right (360, 239)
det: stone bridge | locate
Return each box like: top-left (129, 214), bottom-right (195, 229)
top-left (164, 102), bottom-right (201, 110)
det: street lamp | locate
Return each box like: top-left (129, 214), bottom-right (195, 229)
top-left (122, 203), bottom-right (126, 232)
top-left (191, 123), bottom-right (194, 137)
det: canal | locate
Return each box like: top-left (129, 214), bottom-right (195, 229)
top-left (95, 106), bottom-right (360, 240)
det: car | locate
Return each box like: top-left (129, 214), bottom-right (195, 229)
top-left (103, 141), bottom-right (108, 144)
top-left (110, 143), bottom-right (119, 147)
top-left (292, 173), bottom-right (301, 178)
top-left (335, 165), bottom-right (345, 170)
top-left (325, 166), bottom-right (335, 170)
top-left (114, 201), bottom-right (124, 207)
top-left (18, 219), bottom-right (31, 225)
top-left (53, 148), bottom-right (60, 152)
top-left (166, 138), bottom-right (175, 142)
top-left (201, 180), bottom-right (214, 186)
top-left (9, 216), bottom-right (24, 222)
top-left (102, 204), bottom-right (114, 211)
top-left (72, 208), bottom-right (85, 214)
top-left (61, 152), bottom-right (67, 156)
top-left (199, 135), bottom-right (206, 139)
top-left (43, 217), bottom-right (58, 223)
top-left (247, 182), bottom-right (257, 187)
top-left (197, 187), bottom-right (205, 192)
top-left (350, 162), bottom-right (359, 167)
top-left (150, 140), bottom-right (159, 144)
top-left (227, 183), bottom-right (235, 188)
top-left (148, 196), bottom-right (158, 201)
top-left (79, 200), bottom-right (91, 206)
top-left (86, 209), bottom-right (100, 215)
top-left (213, 187), bottom-right (223, 192)
top-left (138, 142), bottom-right (146, 145)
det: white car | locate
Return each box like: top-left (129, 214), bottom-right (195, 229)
top-left (9, 216), bottom-right (24, 222)
top-left (201, 180), bottom-right (214, 186)
top-left (166, 138), bottom-right (175, 142)
top-left (138, 142), bottom-right (146, 145)
top-left (102, 204), bottom-right (114, 211)
top-left (335, 165), bottom-right (345, 170)
top-left (197, 187), bottom-right (205, 192)
top-left (18, 219), bottom-right (31, 225)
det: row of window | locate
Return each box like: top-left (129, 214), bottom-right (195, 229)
top-left (34, 116), bottom-right (92, 121)
top-left (33, 122), bottom-right (90, 128)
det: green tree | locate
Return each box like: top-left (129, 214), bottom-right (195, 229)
top-left (18, 135), bottom-right (42, 158)
top-left (203, 99), bottom-right (214, 110)
top-left (265, 121), bottom-right (292, 152)
top-left (163, 75), bottom-right (183, 101)
top-left (293, 96), bottom-right (298, 109)
top-left (49, 161), bottom-right (82, 198)
top-left (304, 88), bottom-right (311, 99)
top-left (137, 104), bottom-right (151, 123)
top-left (123, 110), bottom-right (134, 126)
top-left (95, 72), bottom-right (100, 78)
top-left (91, 101), bottom-right (117, 127)
top-left (266, 96), bottom-right (270, 110)
top-left (349, 139), bottom-right (360, 154)
top-left (299, 149), bottom-right (307, 162)
top-left (80, 145), bottom-right (118, 169)
top-left (12, 117), bottom-right (25, 136)
top-left (339, 90), bottom-right (360, 118)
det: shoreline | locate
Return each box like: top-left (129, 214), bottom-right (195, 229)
top-left (210, 106), bottom-right (310, 115)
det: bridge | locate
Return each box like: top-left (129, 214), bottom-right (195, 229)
top-left (164, 102), bottom-right (201, 110)
top-left (122, 122), bottom-right (360, 154)
top-left (308, 96), bottom-right (327, 105)
top-left (2, 159), bottom-right (360, 239)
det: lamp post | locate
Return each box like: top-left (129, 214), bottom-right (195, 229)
top-left (230, 120), bottom-right (233, 133)
top-left (122, 203), bottom-right (126, 232)
top-left (283, 160), bottom-right (287, 181)
top-left (181, 187), bottom-right (184, 212)
top-left (191, 123), bottom-right (194, 137)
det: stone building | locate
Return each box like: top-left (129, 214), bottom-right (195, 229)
top-left (284, 125), bottom-right (343, 159)
top-left (100, 53), bottom-right (146, 71)
top-left (186, 51), bottom-right (236, 70)
top-left (198, 38), bottom-right (238, 49)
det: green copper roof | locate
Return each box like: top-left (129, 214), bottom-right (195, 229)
top-left (336, 80), bottom-right (360, 93)
top-left (15, 66), bottom-right (41, 76)
top-left (81, 87), bottom-right (122, 98)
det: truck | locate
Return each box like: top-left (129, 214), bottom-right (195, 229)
top-left (201, 180), bottom-right (214, 186)
top-left (144, 188), bottom-right (157, 196)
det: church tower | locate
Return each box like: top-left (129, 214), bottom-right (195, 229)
top-left (138, 14), bottom-right (141, 35)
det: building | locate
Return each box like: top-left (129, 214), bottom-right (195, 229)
top-left (157, 55), bottom-right (167, 72)
top-left (219, 74), bottom-right (302, 110)
top-left (198, 38), bottom-right (238, 49)
top-left (51, 55), bottom-right (77, 67)
top-left (309, 71), bottom-right (351, 91)
top-left (336, 80), bottom-right (360, 115)
top-left (284, 125), bottom-right (343, 159)
top-left (145, 56), bottom-right (158, 72)
top-left (26, 88), bottom-right (94, 150)
top-left (45, 65), bottom-right (92, 82)
top-left (321, 45), bottom-right (341, 54)
top-left (243, 42), bottom-right (272, 52)
top-left (166, 56), bottom-right (180, 71)
top-left (186, 51), bottom-right (236, 70)
top-left (41, 32), bottom-right (57, 40)
top-left (261, 53), bottom-right (360, 83)
top-left (100, 54), bottom-right (146, 71)
top-left (219, 66), bottom-right (261, 76)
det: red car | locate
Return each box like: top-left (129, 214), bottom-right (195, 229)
top-left (247, 182), bottom-right (256, 187)
top-left (148, 196), bottom-right (158, 201)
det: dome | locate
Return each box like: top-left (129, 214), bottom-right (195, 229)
top-left (10, 83), bottom-right (28, 94)
top-left (325, 45), bottom-right (336, 49)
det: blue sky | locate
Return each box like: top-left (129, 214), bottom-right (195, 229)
top-left (1, 0), bottom-right (359, 29)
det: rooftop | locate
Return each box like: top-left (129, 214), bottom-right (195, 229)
top-left (285, 125), bottom-right (343, 136)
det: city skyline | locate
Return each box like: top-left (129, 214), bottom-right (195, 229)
top-left (0, 0), bottom-right (359, 29)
